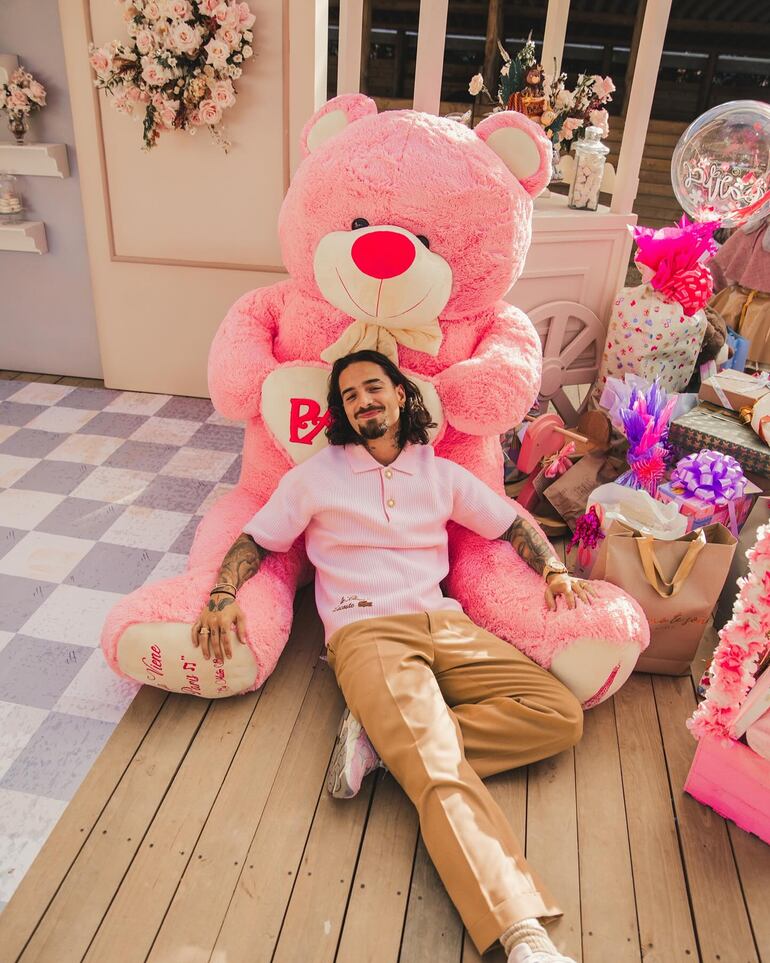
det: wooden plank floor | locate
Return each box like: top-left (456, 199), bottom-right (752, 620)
top-left (1, 592), bottom-right (768, 963)
top-left (2, 372), bottom-right (769, 962)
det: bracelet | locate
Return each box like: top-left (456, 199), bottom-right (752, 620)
top-left (211, 580), bottom-right (237, 592)
top-left (210, 586), bottom-right (236, 598)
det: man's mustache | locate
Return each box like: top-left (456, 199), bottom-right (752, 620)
top-left (356, 406), bottom-right (385, 417)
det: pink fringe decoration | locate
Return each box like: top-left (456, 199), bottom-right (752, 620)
top-left (687, 521), bottom-right (770, 742)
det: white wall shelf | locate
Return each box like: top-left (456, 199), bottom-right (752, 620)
top-left (0, 143), bottom-right (69, 178)
top-left (0, 220), bottom-right (48, 253)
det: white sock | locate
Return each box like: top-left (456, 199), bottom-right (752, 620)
top-left (500, 917), bottom-right (559, 957)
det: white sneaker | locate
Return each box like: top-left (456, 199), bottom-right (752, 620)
top-left (507, 944), bottom-right (577, 963)
top-left (326, 707), bottom-right (383, 799)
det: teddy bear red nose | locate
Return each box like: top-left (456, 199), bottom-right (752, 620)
top-left (350, 230), bottom-right (416, 280)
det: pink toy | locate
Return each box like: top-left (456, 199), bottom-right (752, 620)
top-left (101, 94), bottom-right (648, 706)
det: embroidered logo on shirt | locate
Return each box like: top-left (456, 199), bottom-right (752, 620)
top-left (333, 594), bottom-right (374, 612)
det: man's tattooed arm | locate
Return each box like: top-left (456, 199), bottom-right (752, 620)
top-left (208, 532), bottom-right (268, 610)
top-left (499, 517), bottom-right (561, 578)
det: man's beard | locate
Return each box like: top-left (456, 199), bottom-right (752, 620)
top-left (359, 416), bottom-right (390, 440)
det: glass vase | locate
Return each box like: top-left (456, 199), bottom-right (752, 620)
top-left (8, 112), bottom-right (29, 146)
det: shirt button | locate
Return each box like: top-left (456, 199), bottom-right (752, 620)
top-left (387, 498), bottom-right (395, 508)
top-left (384, 469), bottom-right (393, 478)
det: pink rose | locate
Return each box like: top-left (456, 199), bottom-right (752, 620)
top-left (169, 0), bottom-right (192, 17)
top-left (135, 29), bottom-right (155, 55)
top-left (141, 58), bottom-right (168, 86)
top-left (89, 48), bottom-right (112, 76)
top-left (198, 98), bottom-right (222, 125)
top-left (200, 0), bottom-right (220, 12)
top-left (218, 26), bottom-right (240, 48)
top-left (238, 2), bottom-right (256, 29)
top-left (170, 22), bottom-right (201, 54)
top-left (9, 87), bottom-right (29, 110)
top-left (188, 107), bottom-right (202, 126)
top-left (212, 3), bottom-right (229, 22)
top-left (588, 108), bottom-right (609, 137)
top-left (144, 1), bottom-right (161, 19)
top-left (210, 79), bottom-right (235, 108)
top-left (27, 81), bottom-right (46, 106)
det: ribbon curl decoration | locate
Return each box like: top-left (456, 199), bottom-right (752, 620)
top-left (543, 442), bottom-right (576, 479)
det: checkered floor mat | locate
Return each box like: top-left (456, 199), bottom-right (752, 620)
top-left (0, 379), bottom-right (244, 911)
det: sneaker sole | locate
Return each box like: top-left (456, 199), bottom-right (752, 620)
top-left (326, 713), bottom-right (358, 799)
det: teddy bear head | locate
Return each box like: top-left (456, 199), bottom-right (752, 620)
top-left (278, 94), bottom-right (551, 324)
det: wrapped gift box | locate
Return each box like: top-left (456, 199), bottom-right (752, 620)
top-left (699, 369), bottom-right (770, 411)
top-left (657, 478), bottom-right (762, 535)
top-left (685, 735), bottom-right (770, 845)
top-left (669, 403), bottom-right (770, 477)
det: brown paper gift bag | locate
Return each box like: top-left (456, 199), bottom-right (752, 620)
top-left (590, 521), bottom-right (737, 675)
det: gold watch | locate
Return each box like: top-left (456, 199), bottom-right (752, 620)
top-left (542, 558), bottom-right (569, 583)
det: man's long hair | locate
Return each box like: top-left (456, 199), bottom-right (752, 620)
top-left (326, 349), bottom-right (437, 447)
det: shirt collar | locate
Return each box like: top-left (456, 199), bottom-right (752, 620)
top-left (344, 442), bottom-right (422, 475)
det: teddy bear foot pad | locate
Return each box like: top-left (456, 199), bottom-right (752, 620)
top-left (116, 622), bottom-right (259, 698)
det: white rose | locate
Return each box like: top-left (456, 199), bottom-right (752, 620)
top-left (205, 37), bottom-right (230, 67)
top-left (241, 45), bottom-right (252, 58)
top-left (27, 81), bottom-right (46, 106)
top-left (198, 98), bottom-right (222, 125)
top-left (555, 88), bottom-right (573, 109)
top-left (144, 1), bottom-right (161, 19)
top-left (468, 73), bottom-right (483, 96)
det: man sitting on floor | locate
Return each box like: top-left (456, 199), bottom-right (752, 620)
top-left (192, 349), bottom-right (595, 963)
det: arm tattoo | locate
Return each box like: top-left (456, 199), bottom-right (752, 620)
top-left (215, 533), bottom-right (267, 593)
top-left (499, 518), bottom-right (558, 577)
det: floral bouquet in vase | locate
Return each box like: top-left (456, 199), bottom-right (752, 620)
top-left (0, 66), bottom-right (47, 144)
top-left (468, 35), bottom-right (615, 177)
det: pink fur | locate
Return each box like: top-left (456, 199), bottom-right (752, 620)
top-left (101, 95), bottom-right (648, 695)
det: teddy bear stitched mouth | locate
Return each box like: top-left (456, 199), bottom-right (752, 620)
top-left (333, 264), bottom-right (434, 323)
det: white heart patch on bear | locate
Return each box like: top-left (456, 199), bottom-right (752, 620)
top-left (262, 363), bottom-right (444, 464)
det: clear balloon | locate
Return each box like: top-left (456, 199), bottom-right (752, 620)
top-left (671, 100), bottom-right (770, 225)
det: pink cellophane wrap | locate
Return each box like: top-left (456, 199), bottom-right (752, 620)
top-left (633, 216), bottom-right (719, 316)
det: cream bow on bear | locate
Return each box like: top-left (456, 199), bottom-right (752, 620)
top-left (320, 318), bottom-right (443, 365)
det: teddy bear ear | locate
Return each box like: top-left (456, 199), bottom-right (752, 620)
top-left (473, 111), bottom-right (552, 198)
top-left (300, 94), bottom-right (379, 156)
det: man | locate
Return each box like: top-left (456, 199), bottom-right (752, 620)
top-left (192, 349), bottom-right (596, 963)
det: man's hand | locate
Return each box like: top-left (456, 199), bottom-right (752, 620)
top-left (191, 593), bottom-right (248, 662)
top-left (544, 572), bottom-right (599, 612)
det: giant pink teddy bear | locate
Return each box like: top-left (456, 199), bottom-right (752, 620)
top-left (102, 94), bottom-right (648, 706)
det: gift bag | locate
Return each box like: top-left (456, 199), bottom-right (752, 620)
top-left (590, 521), bottom-right (737, 675)
top-left (543, 453), bottom-right (623, 530)
top-left (592, 284), bottom-right (708, 404)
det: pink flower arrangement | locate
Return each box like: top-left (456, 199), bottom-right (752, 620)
top-left (688, 522), bottom-right (770, 741)
top-left (88, 0), bottom-right (255, 150)
top-left (0, 65), bottom-right (47, 119)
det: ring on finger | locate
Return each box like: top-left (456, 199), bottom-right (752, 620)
top-left (199, 627), bottom-right (211, 634)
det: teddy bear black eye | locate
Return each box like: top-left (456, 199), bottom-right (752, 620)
top-left (351, 218), bottom-right (369, 230)
top-left (417, 234), bottom-right (430, 248)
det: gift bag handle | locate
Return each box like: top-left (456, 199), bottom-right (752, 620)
top-left (635, 530), bottom-right (707, 598)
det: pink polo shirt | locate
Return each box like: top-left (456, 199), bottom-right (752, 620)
top-left (243, 443), bottom-right (517, 641)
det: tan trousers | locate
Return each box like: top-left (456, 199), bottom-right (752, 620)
top-left (326, 609), bottom-right (584, 954)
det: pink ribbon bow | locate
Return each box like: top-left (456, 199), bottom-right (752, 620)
top-left (543, 442), bottom-right (576, 479)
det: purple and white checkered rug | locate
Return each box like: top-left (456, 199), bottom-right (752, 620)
top-left (0, 378), bottom-right (244, 912)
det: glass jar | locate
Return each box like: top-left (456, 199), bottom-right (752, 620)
top-left (0, 172), bottom-right (23, 223)
top-left (568, 125), bottom-right (609, 211)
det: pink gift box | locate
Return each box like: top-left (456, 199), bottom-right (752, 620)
top-left (685, 735), bottom-right (770, 845)
top-left (657, 479), bottom-right (761, 535)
